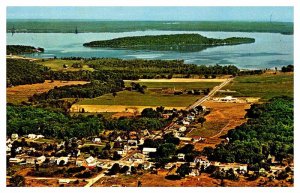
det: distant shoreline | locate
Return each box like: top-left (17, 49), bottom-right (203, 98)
top-left (6, 20), bottom-right (293, 35)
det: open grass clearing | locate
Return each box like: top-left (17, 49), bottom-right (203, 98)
top-left (188, 101), bottom-right (250, 151)
top-left (218, 73), bottom-right (293, 101)
top-left (76, 90), bottom-right (200, 107)
top-left (39, 59), bottom-right (94, 71)
top-left (7, 80), bottom-right (89, 104)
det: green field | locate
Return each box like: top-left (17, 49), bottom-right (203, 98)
top-left (39, 59), bottom-right (94, 71)
top-left (125, 81), bottom-right (219, 90)
top-left (220, 73), bottom-right (294, 100)
top-left (7, 20), bottom-right (293, 34)
top-left (77, 90), bottom-right (201, 107)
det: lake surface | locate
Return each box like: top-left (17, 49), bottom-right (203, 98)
top-left (6, 31), bottom-right (293, 69)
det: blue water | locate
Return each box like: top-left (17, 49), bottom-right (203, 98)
top-left (6, 31), bottom-right (293, 70)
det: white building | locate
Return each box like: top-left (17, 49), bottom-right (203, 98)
top-left (9, 157), bottom-right (24, 164)
top-left (220, 96), bottom-right (237, 102)
top-left (86, 156), bottom-right (97, 167)
top-left (142, 147), bottom-right (157, 155)
top-left (28, 134), bottom-right (37, 139)
top-left (177, 153), bottom-right (185, 160)
top-left (56, 157), bottom-right (69, 165)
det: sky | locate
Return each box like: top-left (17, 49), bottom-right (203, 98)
top-left (7, 6), bottom-right (293, 22)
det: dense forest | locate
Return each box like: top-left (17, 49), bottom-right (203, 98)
top-left (83, 58), bottom-right (240, 77)
top-left (202, 96), bottom-right (293, 164)
top-left (7, 59), bottom-right (49, 87)
top-left (83, 34), bottom-right (255, 52)
top-left (7, 105), bottom-right (168, 139)
top-left (7, 45), bottom-right (44, 55)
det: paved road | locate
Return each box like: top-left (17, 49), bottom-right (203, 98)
top-left (186, 78), bottom-right (233, 110)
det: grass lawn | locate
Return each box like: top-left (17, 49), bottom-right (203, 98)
top-left (219, 73), bottom-right (293, 100)
top-left (77, 90), bottom-right (201, 107)
top-left (39, 59), bottom-right (94, 71)
top-left (125, 81), bottom-right (219, 90)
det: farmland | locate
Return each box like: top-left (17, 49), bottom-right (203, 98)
top-left (218, 72), bottom-right (294, 101)
top-left (72, 79), bottom-right (221, 112)
top-left (74, 90), bottom-right (200, 110)
top-left (7, 80), bottom-right (89, 104)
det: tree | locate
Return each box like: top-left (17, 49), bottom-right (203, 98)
top-left (141, 108), bottom-right (160, 118)
top-left (109, 163), bottom-right (120, 175)
top-left (112, 151), bottom-right (121, 160)
top-left (176, 163), bottom-right (191, 178)
top-left (9, 175), bottom-right (25, 187)
top-left (198, 117), bottom-right (206, 127)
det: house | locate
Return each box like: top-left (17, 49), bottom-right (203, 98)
top-left (6, 138), bottom-right (12, 144)
top-left (131, 153), bottom-right (145, 162)
top-left (86, 156), bottom-right (97, 168)
top-left (194, 156), bottom-right (211, 169)
top-left (57, 157), bottom-right (69, 165)
top-left (28, 134), bottom-right (37, 139)
top-left (9, 157), bottom-right (24, 164)
top-left (139, 138), bottom-right (145, 145)
top-left (26, 158), bottom-right (36, 165)
top-left (15, 147), bottom-right (22, 153)
top-left (58, 179), bottom-right (71, 184)
top-left (11, 133), bottom-right (18, 140)
top-left (37, 155), bottom-right (46, 164)
top-left (178, 126), bottom-right (187, 132)
top-left (259, 168), bottom-right (266, 174)
top-left (143, 162), bottom-right (153, 170)
top-left (49, 156), bottom-right (56, 164)
top-left (192, 136), bottom-right (203, 142)
top-left (115, 136), bottom-right (123, 142)
top-left (93, 137), bottom-right (101, 144)
top-left (182, 120), bottom-right (190, 125)
top-left (189, 169), bottom-right (200, 176)
top-left (142, 147), bottom-right (157, 155)
top-left (117, 150), bottom-right (125, 155)
top-left (142, 129), bottom-right (151, 136)
top-left (178, 137), bottom-right (193, 142)
top-left (76, 160), bottom-right (84, 167)
top-left (177, 153), bottom-right (185, 160)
